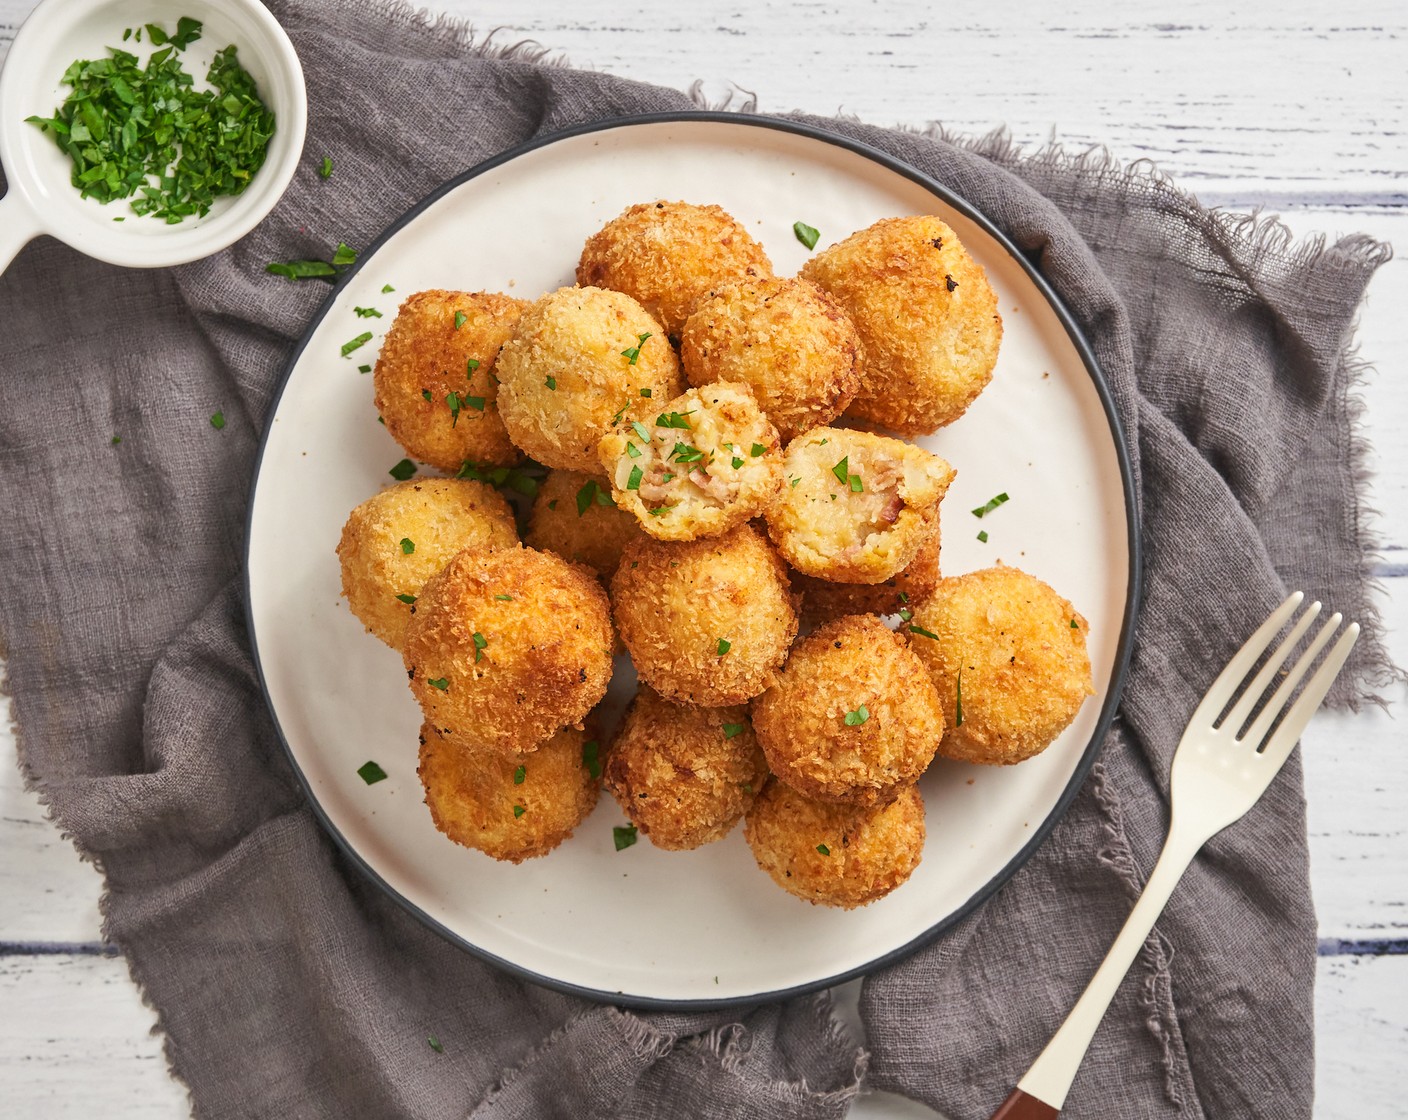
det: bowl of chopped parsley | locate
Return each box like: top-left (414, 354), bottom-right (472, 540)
top-left (0, 0), bottom-right (306, 272)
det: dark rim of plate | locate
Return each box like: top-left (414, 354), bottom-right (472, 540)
top-left (242, 111), bottom-right (1143, 1012)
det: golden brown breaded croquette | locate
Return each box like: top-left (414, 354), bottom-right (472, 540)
top-left (604, 688), bottom-right (768, 850)
top-left (795, 522), bottom-right (940, 625)
top-left (905, 565), bottom-right (1094, 765)
top-left (598, 382), bottom-right (782, 542)
top-left (801, 215), bottom-right (1002, 436)
top-left (680, 277), bottom-right (863, 443)
top-left (336, 478), bottom-right (518, 651)
top-left (403, 544), bottom-right (614, 755)
top-left (577, 201), bottom-right (773, 340)
top-left (611, 523), bottom-right (798, 707)
top-left (373, 290), bottom-right (525, 472)
top-left (524, 469), bottom-right (646, 581)
top-left (751, 616), bottom-right (944, 807)
top-left (418, 722), bottom-right (601, 863)
top-left (744, 779), bottom-right (925, 908)
top-left (495, 286), bottom-right (682, 473)
top-left (766, 426), bottom-right (955, 584)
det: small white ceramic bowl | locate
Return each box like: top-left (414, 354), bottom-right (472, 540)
top-left (0, 0), bottom-right (306, 272)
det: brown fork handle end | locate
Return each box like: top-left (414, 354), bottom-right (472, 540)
top-left (988, 1088), bottom-right (1060, 1119)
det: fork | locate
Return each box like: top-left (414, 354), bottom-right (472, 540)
top-left (989, 591), bottom-right (1360, 1119)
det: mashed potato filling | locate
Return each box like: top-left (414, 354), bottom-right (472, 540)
top-left (599, 382), bottom-right (782, 542)
top-left (768, 427), bottom-right (954, 584)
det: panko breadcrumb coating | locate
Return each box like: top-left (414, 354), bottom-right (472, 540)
top-left (577, 201), bottom-right (773, 339)
top-left (336, 478), bottom-right (518, 651)
top-left (680, 277), bottom-right (862, 443)
top-left (418, 722), bottom-right (601, 863)
top-left (598, 381), bottom-right (782, 541)
top-left (801, 215), bottom-right (1002, 436)
top-left (403, 544), bottom-right (614, 755)
top-left (745, 779), bottom-right (925, 908)
top-left (495, 286), bottom-right (682, 473)
top-left (796, 524), bottom-right (940, 625)
top-left (611, 523), bottom-right (798, 707)
top-left (525, 469), bottom-right (646, 581)
top-left (905, 565), bottom-right (1094, 765)
top-left (767, 427), bottom-right (955, 584)
top-left (373, 290), bottom-right (525, 472)
top-left (751, 616), bottom-right (944, 807)
top-left (604, 688), bottom-right (768, 850)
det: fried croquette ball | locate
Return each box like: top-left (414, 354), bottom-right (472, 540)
top-left (495, 286), bottom-right (682, 473)
top-left (801, 215), bottom-right (1002, 436)
top-left (403, 544), bottom-right (614, 755)
top-left (373, 290), bottom-right (525, 472)
top-left (525, 469), bottom-right (646, 580)
top-left (796, 524), bottom-right (941, 625)
top-left (751, 616), bottom-right (944, 807)
top-left (905, 566), bottom-right (1094, 766)
top-left (418, 722), bottom-right (600, 863)
top-left (336, 478), bottom-right (518, 650)
top-left (598, 382), bottom-right (782, 541)
top-left (604, 688), bottom-right (768, 850)
top-left (766, 427), bottom-right (955, 585)
top-left (745, 779), bottom-right (925, 908)
top-left (577, 201), bottom-right (773, 339)
top-left (680, 277), bottom-right (862, 443)
top-left (611, 523), bottom-right (798, 707)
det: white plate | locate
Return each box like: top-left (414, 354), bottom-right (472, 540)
top-left (245, 115), bottom-right (1138, 1007)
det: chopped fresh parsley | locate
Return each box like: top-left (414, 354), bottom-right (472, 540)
top-left (427, 676), bottom-right (448, 691)
top-left (545, 376), bottom-right (557, 391)
top-left (265, 259), bottom-right (337, 281)
top-left (210, 411), bottom-right (225, 430)
top-left (513, 764), bottom-right (526, 785)
top-left (909, 624), bottom-right (940, 640)
top-left (621, 332), bottom-right (652, 364)
top-left (445, 391), bottom-right (463, 426)
top-left (640, 388), bottom-right (652, 397)
top-left (389, 459), bottom-right (416, 481)
top-left (717, 638), bottom-right (732, 656)
top-left (793, 221), bottom-right (821, 249)
top-left (655, 411), bottom-right (694, 430)
top-left (341, 332), bottom-right (373, 357)
top-left (357, 760), bottom-right (388, 785)
top-left (722, 723), bottom-right (745, 739)
top-left (844, 705), bottom-right (870, 726)
top-left (399, 536), bottom-right (415, 553)
top-left (466, 358), bottom-right (480, 375)
top-left (472, 632), bottom-right (487, 662)
top-left (421, 389), bottom-right (433, 403)
top-left (111, 435), bottom-right (121, 445)
top-left (731, 456), bottom-right (744, 469)
top-left (456, 458), bottom-right (546, 498)
top-left (358, 364), bottom-right (371, 373)
top-left (454, 311), bottom-right (467, 330)
top-left (319, 156), bottom-right (332, 179)
top-left (353, 306), bottom-right (382, 318)
top-left (27, 26), bottom-right (275, 224)
top-left (582, 740), bottom-right (602, 779)
top-left (395, 593), bottom-right (417, 604)
top-left (1070, 619), bottom-right (1080, 629)
top-left (831, 456), bottom-right (862, 491)
top-left (955, 669), bottom-right (964, 726)
top-left (631, 421), bottom-right (652, 443)
top-left (513, 804), bottom-right (526, 819)
top-left (898, 608), bottom-right (913, 622)
top-left (576, 479), bottom-right (614, 515)
top-left (463, 395), bottom-right (486, 412)
top-left (815, 843), bottom-right (831, 856)
top-left (428, 1036), bottom-right (444, 1054)
top-left (850, 474), bottom-right (863, 493)
top-left (382, 283), bottom-right (395, 293)
top-left (627, 442), bottom-right (642, 459)
top-left (750, 443), bottom-right (766, 457)
top-left (971, 492), bottom-right (1010, 518)
top-left (331, 243), bottom-right (357, 267)
top-left (790, 476), bottom-right (801, 488)
top-left (670, 442), bottom-right (704, 463)
top-left (613, 824), bottom-right (638, 850)
top-left (495, 594), bottom-right (514, 601)
top-left (977, 529), bottom-right (989, 543)
top-left (660, 472), bottom-right (676, 484)
top-left (626, 465), bottom-right (644, 491)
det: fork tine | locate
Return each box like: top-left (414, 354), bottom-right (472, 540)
top-left (1218, 599), bottom-right (1321, 735)
top-left (1245, 616), bottom-right (1356, 755)
top-left (1255, 621), bottom-right (1360, 765)
top-left (1188, 591), bottom-right (1304, 728)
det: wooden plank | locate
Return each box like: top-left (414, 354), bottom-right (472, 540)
top-left (2, 0), bottom-right (1406, 191)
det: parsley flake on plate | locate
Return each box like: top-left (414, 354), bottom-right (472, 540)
top-left (389, 459), bottom-right (416, 481)
top-left (582, 739), bottom-right (602, 779)
top-left (341, 332), bottom-right (372, 357)
top-left (357, 760), bottom-right (388, 785)
top-left (793, 221), bottom-right (820, 249)
top-left (613, 824), bottom-right (639, 851)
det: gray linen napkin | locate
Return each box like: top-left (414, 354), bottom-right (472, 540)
top-left (0, 2), bottom-right (1394, 1117)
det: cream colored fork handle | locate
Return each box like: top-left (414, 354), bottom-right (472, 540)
top-left (1013, 823), bottom-right (1209, 1113)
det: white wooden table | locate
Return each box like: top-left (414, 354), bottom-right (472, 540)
top-left (2, 2), bottom-right (1404, 1116)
